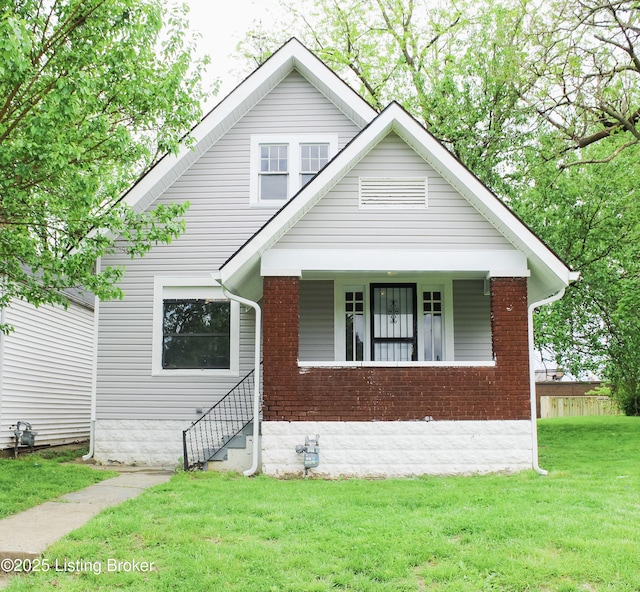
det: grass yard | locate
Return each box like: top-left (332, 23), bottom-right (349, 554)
top-left (5, 416), bottom-right (640, 591)
top-left (0, 447), bottom-right (116, 519)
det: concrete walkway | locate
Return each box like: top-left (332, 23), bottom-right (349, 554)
top-left (0, 467), bottom-right (173, 589)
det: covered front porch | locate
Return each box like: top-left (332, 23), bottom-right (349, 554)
top-left (262, 273), bottom-right (531, 423)
top-left (258, 273), bottom-right (534, 476)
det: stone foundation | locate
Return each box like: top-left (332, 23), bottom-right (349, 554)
top-left (261, 420), bottom-right (533, 478)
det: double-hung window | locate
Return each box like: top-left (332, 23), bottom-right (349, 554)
top-left (152, 279), bottom-right (240, 375)
top-left (259, 144), bottom-right (288, 200)
top-left (251, 135), bottom-right (337, 205)
top-left (300, 143), bottom-right (329, 187)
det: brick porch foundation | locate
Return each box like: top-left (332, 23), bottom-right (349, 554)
top-left (262, 276), bottom-right (531, 422)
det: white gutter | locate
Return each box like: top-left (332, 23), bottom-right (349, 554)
top-left (527, 287), bottom-right (569, 475)
top-left (217, 282), bottom-right (262, 477)
top-left (82, 292), bottom-right (100, 461)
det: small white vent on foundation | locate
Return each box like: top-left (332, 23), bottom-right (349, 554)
top-left (359, 177), bottom-right (427, 209)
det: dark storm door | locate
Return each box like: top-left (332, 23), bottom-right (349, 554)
top-left (370, 284), bottom-right (417, 362)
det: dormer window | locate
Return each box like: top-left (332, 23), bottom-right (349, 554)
top-left (260, 144), bottom-right (288, 200)
top-left (251, 135), bottom-right (337, 206)
top-left (300, 143), bottom-right (329, 187)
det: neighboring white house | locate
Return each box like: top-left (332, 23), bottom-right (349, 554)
top-left (0, 292), bottom-right (94, 452)
top-left (89, 39), bottom-right (577, 477)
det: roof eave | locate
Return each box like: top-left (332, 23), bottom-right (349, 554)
top-left (121, 38), bottom-right (377, 215)
top-left (220, 103), bottom-right (574, 301)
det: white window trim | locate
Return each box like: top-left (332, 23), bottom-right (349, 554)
top-left (334, 276), bottom-right (454, 363)
top-left (250, 134), bottom-right (338, 206)
top-left (152, 277), bottom-right (240, 377)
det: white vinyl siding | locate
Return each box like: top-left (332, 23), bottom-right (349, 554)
top-left (299, 280), bottom-right (334, 361)
top-left (273, 132), bottom-right (514, 251)
top-left (0, 299), bottom-right (93, 450)
top-left (96, 71), bottom-right (361, 421)
top-left (453, 280), bottom-right (493, 361)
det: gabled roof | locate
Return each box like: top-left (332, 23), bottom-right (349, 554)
top-left (218, 102), bottom-right (578, 302)
top-left (120, 38), bottom-right (377, 215)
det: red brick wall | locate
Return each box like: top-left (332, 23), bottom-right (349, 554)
top-left (262, 276), bottom-right (531, 422)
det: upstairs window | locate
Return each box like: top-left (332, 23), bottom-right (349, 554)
top-left (251, 135), bottom-right (337, 206)
top-left (259, 144), bottom-right (288, 200)
top-left (300, 143), bottom-right (329, 187)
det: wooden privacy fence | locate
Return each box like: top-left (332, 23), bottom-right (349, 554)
top-left (540, 395), bottom-right (621, 419)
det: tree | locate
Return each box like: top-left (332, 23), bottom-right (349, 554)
top-left (517, 136), bottom-right (640, 409)
top-left (243, 0), bottom-right (640, 412)
top-left (527, 0), bottom-right (640, 164)
top-left (0, 0), bottom-right (209, 330)
top-left (242, 0), bottom-right (539, 193)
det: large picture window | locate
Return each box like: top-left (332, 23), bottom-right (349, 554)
top-left (152, 279), bottom-right (240, 376)
top-left (162, 299), bottom-right (230, 369)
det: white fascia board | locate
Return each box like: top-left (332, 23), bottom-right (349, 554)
top-left (220, 115), bottom-right (397, 287)
top-left (261, 249), bottom-right (530, 277)
top-left (289, 47), bottom-right (377, 128)
top-left (222, 102), bottom-right (573, 294)
top-left (387, 105), bottom-right (574, 287)
top-left (122, 39), bottom-right (376, 215)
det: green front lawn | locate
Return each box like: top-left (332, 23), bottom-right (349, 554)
top-left (6, 417), bottom-right (640, 591)
top-left (0, 447), bottom-right (116, 519)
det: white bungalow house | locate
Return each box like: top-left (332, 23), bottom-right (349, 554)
top-left (88, 38), bottom-right (578, 477)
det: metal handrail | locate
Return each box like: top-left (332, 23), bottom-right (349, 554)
top-left (182, 363), bottom-right (262, 471)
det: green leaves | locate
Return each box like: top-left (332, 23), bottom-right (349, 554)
top-left (0, 0), bottom-right (208, 314)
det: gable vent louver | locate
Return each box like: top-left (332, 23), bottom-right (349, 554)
top-left (359, 177), bottom-right (428, 209)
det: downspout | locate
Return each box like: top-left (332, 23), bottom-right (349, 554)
top-left (82, 286), bottom-right (101, 461)
top-left (527, 288), bottom-right (566, 475)
top-left (215, 280), bottom-right (262, 477)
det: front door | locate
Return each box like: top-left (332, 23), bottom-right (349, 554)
top-left (371, 284), bottom-right (417, 361)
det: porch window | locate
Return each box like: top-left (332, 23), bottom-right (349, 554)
top-left (371, 284), bottom-right (417, 362)
top-left (162, 299), bottom-right (231, 369)
top-left (423, 290), bottom-right (443, 361)
top-left (345, 289), bottom-right (365, 361)
top-left (334, 280), bottom-right (454, 363)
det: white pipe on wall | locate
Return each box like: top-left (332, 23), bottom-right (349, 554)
top-left (221, 287), bottom-right (262, 477)
top-left (527, 288), bottom-right (567, 475)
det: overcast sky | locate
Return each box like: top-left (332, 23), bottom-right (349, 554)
top-left (183, 0), bottom-right (286, 107)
